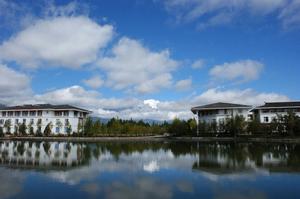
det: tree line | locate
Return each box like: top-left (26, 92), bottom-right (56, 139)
top-left (169, 112), bottom-right (300, 137)
top-left (1, 112), bottom-right (300, 137)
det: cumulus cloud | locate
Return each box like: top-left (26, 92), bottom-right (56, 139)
top-left (161, 0), bottom-right (300, 30)
top-left (0, 16), bottom-right (114, 68)
top-left (98, 37), bottom-right (178, 94)
top-left (83, 75), bottom-right (104, 89)
top-left (0, 64), bottom-right (32, 104)
top-left (29, 85), bottom-right (289, 120)
top-left (209, 60), bottom-right (264, 83)
top-left (193, 88), bottom-right (289, 106)
top-left (175, 78), bottom-right (192, 91)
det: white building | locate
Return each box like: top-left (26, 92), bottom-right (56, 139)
top-left (0, 104), bottom-right (91, 135)
top-left (191, 102), bottom-right (253, 125)
top-left (252, 102), bottom-right (300, 123)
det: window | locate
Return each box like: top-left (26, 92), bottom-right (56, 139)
top-left (29, 111), bottom-right (36, 116)
top-left (30, 119), bottom-right (34, 124)
top-left (8, 112), bottom-right (13, 116)
top-left (63, 111), bottom-right (69, 116)
top-left (224, 109), bottom-right (228, 114)
top-left (74, 111), bottom-right (78, 117)
top-left (0, 119), bottom-right (3, 125)
top-left (15, 119), bottom-right (19, 124)
top-left (37, 111), bottom-right (42, 116)
top-left (23, 119), bottom-right (26, 124)
top-left (55, 111), bottom-right (62, 116)
top-left (264, 117), bottom-right (269, 123)
top-left (2, 112), bottom-right (6, 117)
top-left (22, 111), bottom-right (28, 116)
top-left (262, 109), bottom-right (269, 113)
top-left (65, 119), bottom-right (69, 125)
top-left (56, 127), bottom-right (60, 133)
top-left (15, 111), bottom-right (20, 116)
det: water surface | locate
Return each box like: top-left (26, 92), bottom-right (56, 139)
top-left (0, 140), bottom-right (300, 199)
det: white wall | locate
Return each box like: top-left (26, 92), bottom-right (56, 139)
top-left (258, 110), bottom-right (300, 123)
top-left (197, 108), bottom-right (251, 124)
top-left (0, 109), bottom-right (88, 135)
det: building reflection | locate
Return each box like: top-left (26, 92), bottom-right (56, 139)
top-left (0, 141), bottom-right (299, 174)
top-left (192, 142), bottom-right (300, 174)
top-left (0, 141), bottom-right (90, 170)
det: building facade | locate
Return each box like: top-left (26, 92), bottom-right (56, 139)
top-left (191, 102), bottom-right (253, 125)
top-left (252, 102), bottom-right (300, 123)
top-left (0, 104), bottom-right (91, 135)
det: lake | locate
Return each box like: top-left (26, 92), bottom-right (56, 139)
top-left (0, 140), bottom-right (300, 199)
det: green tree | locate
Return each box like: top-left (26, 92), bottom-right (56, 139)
top-left (84, 117), bottom-right (93, 136)
top-left (0, 126), bottom-right (3, 137)
top-left (4, 119), bottom-right (11, 134)
top-left (65, 120), bottom-right (72, 136)
top-left (187, 118), bottom-right (197, 135)
top-left (44, 122), bottom-right (53, 136)
top-left (36, 119), bottom-right (42, 136)
top-left (247, 118), bottom-right (262, 135)
top-left (168, 118), bottom-right (191, 136)
top-left (93, 120), bottom-right (102, 135)
top-left (56, 120), bottom-right (63, 134)
top-left (28, 120), bottom-right (34, 135)
top-left (19, 122), bottom-right (27, 136)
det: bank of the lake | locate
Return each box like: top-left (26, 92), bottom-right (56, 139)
top-left (2, 135), bottom-right (300, 143)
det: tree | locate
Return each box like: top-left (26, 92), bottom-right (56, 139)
top-left (84, 117), bottom-right (93, 136)
top-left (28, 120), bottom-right (34, 135)
top-left (93, 120), bottom-right (102, 135)
top-left (247, 118), bottom-right (262, 135)
top-left (44, 122), bottom-right (53, 136)
top-left (187, 119), bottom-right (197, 135)
top-left (0, 126), bottom-right (3, 137)
top-left (168, 118), bottom-right (191, 136)
top-left (4, 120), bottom-right (11, 134)
top-left (65, 120), bottom-right (72, 136)
top-left (19, 122), bottom-right (27, 136)
top-left (56, 120), bottom-right (63, 134)
top-left (36, 119), bottom-right (42, 136)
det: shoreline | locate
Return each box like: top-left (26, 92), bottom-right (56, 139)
top-left (1, 136), bottom-right (300, 143)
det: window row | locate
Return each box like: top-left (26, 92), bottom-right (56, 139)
top-left (1, 111), bottom-right (43, 117)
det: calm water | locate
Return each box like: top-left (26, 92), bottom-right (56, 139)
top-left (0, 141), bottom-right (300, 199)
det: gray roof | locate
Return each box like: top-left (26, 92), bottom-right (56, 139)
top-left (0, 104), bottom-right (91, 113)
top-left (254, 101), bottom-right (300, 109)
top-left (191, 102), bottom-right (252, 114)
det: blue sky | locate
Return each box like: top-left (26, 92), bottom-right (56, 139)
top-left (0, 0), bottom-right (299, 120)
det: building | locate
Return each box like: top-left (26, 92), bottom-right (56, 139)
top-left (191, 102), bottom-right (253, 125)
top-left (252, 102), bottom-right (300, 123)
top-left (0, 104), bottom-right (91, 135)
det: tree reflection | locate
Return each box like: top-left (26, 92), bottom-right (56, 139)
top-left (0, 141), bottom-right (300, 173)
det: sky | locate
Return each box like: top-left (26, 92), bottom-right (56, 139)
top-left (0, 0), bottom-right (299, 121)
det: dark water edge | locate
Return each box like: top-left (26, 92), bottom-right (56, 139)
top-left (1, 140), bottom-right (300, 199)
top-left (2, 136), bottom-right (300, 143)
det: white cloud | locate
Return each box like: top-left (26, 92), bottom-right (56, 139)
top-left (192, 59), bottom-right (205, 69)
top-left (175, 78), bottom-right (192, 91)
top-left (144, 99), bottom-right (160, 109)
top-left (83, 76), bottom-right (104, 89)
top-left (209, 60), bottom-right (264, 83)
top-left (0, 16), bottom-right (114, 68)
top-left (161, 0), bottom-right (300, 30)
top-left (143, 160), bottom-right (160, 173)
top-left (0, 64), bottom-right (32, 104)
top-left (98, 37), bottom-right (178, 94)
top-left (193, 88), bottom-right (289, 106)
